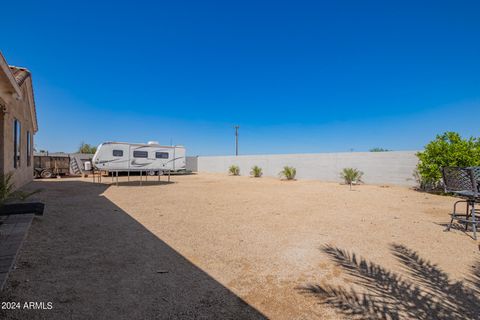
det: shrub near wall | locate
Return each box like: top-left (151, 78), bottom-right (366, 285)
top-left (250, 166), bottom-right (263, 178)
top-left (416, 132), bottom-right (480, 189)
top-left (229, 165), bottom-right (240, 176)
top-left (279, 166), bottom-right (296, 180)
top-left (340, 168), bottom-right (363, 190)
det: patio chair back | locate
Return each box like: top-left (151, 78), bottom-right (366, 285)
top-left (471, 167), bottom-right (480, 188)
top-left (442, 167), bottom-right (478, 196)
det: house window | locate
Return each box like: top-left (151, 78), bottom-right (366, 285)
top-left (112, 150), bottom-right (123, 157)
top-left (133, 151), bottom-right (148, 158)
top-left (27, 131), bottom-right (32, 166)
top-left (155, 152), bottom-right (169, 159)
top-left (13, 119), bottom-right (21, 168)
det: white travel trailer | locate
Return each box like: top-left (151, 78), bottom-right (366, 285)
top-left (92, 141), bottom-right (186, 173)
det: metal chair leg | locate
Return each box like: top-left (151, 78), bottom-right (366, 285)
top-left (446, 214), bottom-right (455, 232)
top-left (465, 201), bottom-right (471, 231)
top-left (446, 201), bottom-right (462, 231)
top-left (472, 201), bottom-right (477, 240)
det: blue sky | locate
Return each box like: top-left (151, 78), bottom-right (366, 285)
top-left (1, 1), bottom-right (479, 155)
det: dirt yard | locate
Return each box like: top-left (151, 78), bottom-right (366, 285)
top-left (1, 173), bottom-right (479, 319)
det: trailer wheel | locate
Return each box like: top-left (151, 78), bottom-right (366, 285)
top-left (147, 170), bottom-right (156, 176)
top-left (40, 169), bottom-right (54, 179)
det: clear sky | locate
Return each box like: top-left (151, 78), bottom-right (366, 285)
top-left (1, 1), bottom-right (479, 155)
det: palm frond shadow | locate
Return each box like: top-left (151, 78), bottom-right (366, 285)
top-left (299, 244), bottom-right (480, 320)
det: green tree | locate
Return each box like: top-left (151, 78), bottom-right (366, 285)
top-left (78, 142), bottom-right (97, 154)
top-left (369, 147), bottom-right (390, 152)
top-left (416, 132), bottom-right (480, 189)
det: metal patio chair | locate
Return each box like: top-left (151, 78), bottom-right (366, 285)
top-left (442, 167), bottom-right (480, 240)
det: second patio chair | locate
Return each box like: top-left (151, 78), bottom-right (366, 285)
top-left (442, 166), bottom-right (480, 240)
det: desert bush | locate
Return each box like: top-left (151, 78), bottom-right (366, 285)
top-left (0, 172), bottom-right (40, 206)
top-left (416, 132), bottom-right (480, 190)
top-left (340, 168), bottom-right (364, 190)
top-left (250, 166), bottom-right (263, 178)
top-left (228, 165), bottom-right (240, 176)
top-left (279, 166), bottom-right (296, 180)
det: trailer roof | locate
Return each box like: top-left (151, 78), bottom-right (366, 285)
top-left (102, 142), bottom-right (184, 148)
top-left (34, 152), bottom-right (94, 158)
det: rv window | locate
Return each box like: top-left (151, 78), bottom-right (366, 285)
top-left (155, 152), bottom-right (169, 159)
top-left (113, 150), bottom-right (123, 157)
top-left (133, 151), bottom-right (148, 158)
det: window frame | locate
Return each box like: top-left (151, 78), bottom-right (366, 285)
top-left (26, 130), bottom-right (31, 166)
top-left (112, 150), bottom-right (124, 157)
top-left (13, 119), bottom-right (21, 168)
top-left (133, 150), bottom-right (148, 158)
top-left (155, 152), bottom-right (169, 159)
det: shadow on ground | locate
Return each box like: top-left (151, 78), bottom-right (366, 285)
top-left (105, 180), bottom-right (175, 187)
top-left (299, 244), bottom-right (480, 320)
top-left (435, 222), bottom-right (477, 240)
top-left (0, 180), bottom-right (265, 319)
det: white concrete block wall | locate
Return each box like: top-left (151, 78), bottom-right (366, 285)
top-left (196, 151), bottom-right (419, 186)
top-left (186, 156), bottom-right (198, 172)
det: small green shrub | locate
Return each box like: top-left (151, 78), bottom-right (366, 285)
top-left (250, 166), bottom-right (263, 178)
top-left (228, 165), bottom-right (240, 176)
top-left (340, 168), bottom-right (364, 190)
top-left (416, 132), bottom-right (480, 190)
top-left (369, 147), bottom-right (390, 152)
top-left (279, 166), bottom-right (296, 180)
top-left (0, 172), bottom-right (40, 206)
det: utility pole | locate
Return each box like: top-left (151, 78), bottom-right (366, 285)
top-left (234, 125), bottom-right (239, 156)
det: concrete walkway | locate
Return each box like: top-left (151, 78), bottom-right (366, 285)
top-left (0, 214), bottom-right (34, 290)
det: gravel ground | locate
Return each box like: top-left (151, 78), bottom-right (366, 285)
top-left (0, 173), bottom-right (478, 319)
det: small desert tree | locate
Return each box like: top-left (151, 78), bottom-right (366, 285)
top-left (78, 142), bottom-right (97, 154)
top-left (250, 166), bottom-right (263, 178)
top-left (341, 168), bottom-right (364, 190)
top-left (416, 132), bottom-right (480, 190)
top-left (279, 166), bottom-right (296, 180)
top-left (228, 165), bottom-right (240, 176)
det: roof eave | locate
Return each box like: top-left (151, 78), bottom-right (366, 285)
top-left (0, 52), bottom-right (22, 97)
top-left (24, 77), bottom-right (38, 133)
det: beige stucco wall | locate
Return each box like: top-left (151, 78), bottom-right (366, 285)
top-left (0, 81), bottom-right (36, 189)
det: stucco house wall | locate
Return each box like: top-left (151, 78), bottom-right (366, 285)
top-left (0, 52), bottom-right (38, 189)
